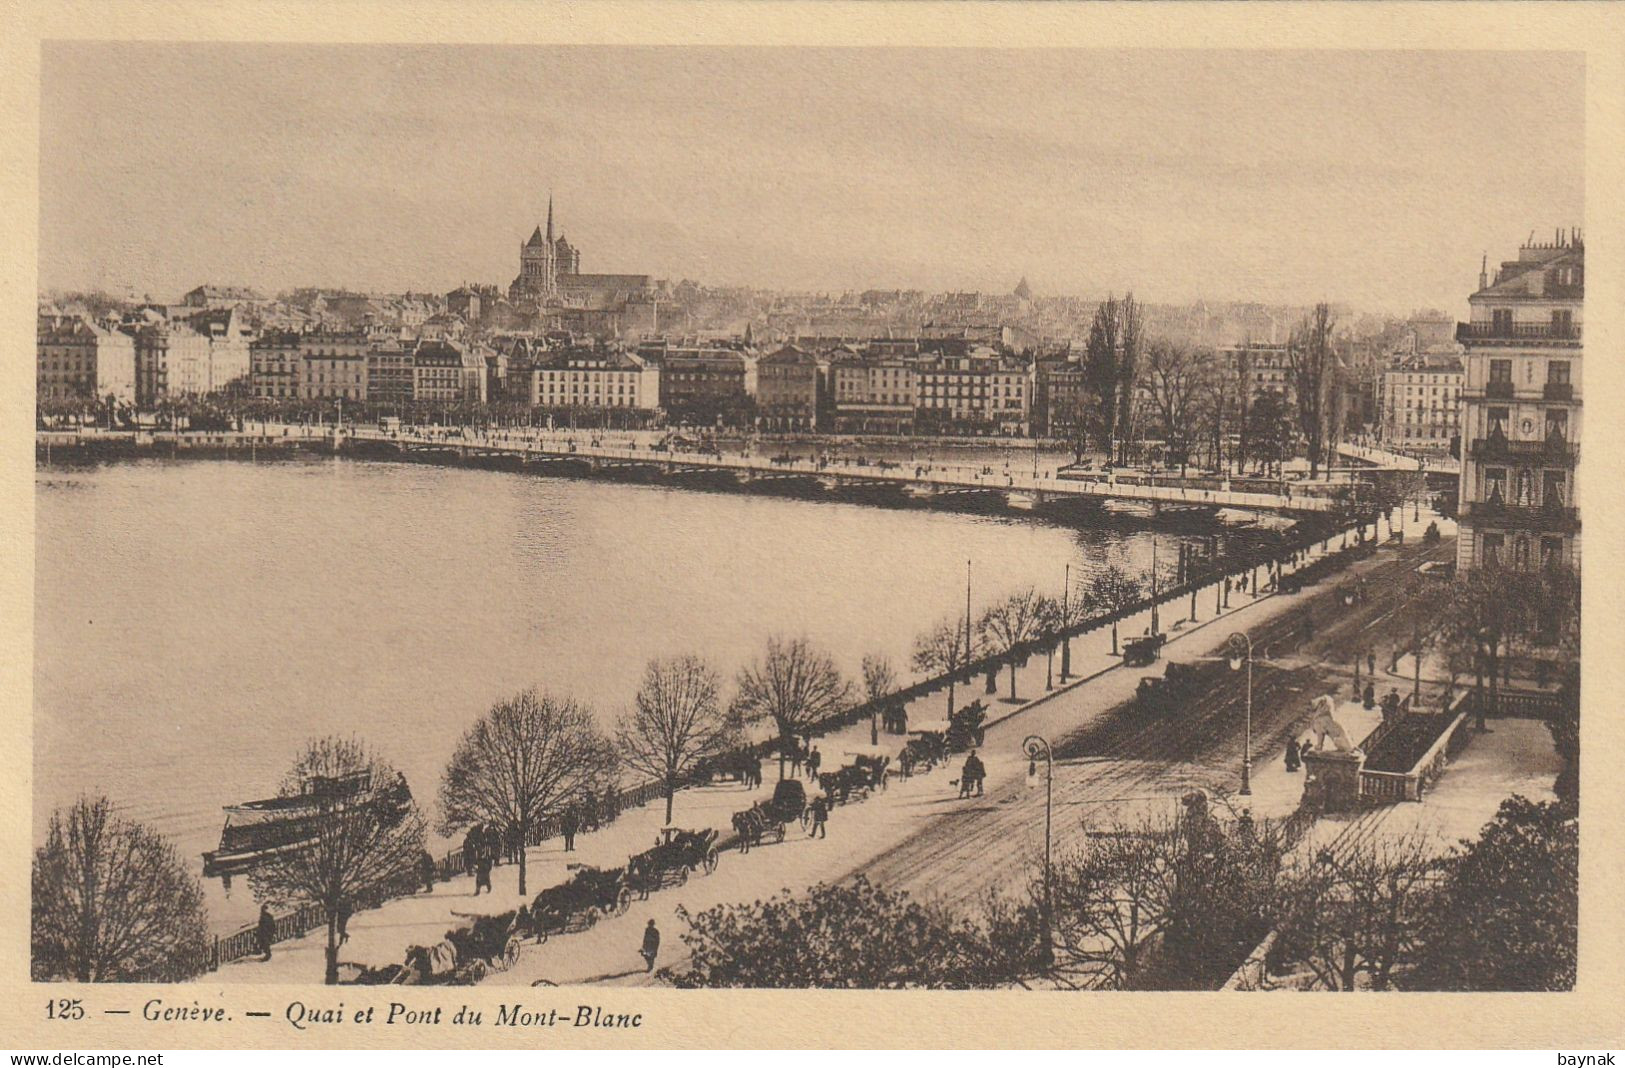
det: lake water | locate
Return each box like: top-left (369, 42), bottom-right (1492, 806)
top-left (34, 455), bottom-right (1252, 929)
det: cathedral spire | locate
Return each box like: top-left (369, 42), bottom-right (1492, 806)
top-left (546, 194), bottom-right (554, 243)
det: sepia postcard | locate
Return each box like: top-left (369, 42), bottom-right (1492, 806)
top-left (4, 0), bottom-right (1624, 1052)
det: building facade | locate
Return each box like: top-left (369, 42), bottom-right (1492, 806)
top-left (37, 314), bottom-right (136, 406)
top-left (756, 345), bottom-right (821, 431)
top-left (530, 346), bottom-right (659, 413)
top-left (412, 339), bottom-right (487, 405)
top-left (1379, 355), bottom-right (1463, 449)
top-left (132, 321), bottom-right (212, 407)
top-left (366, 338), bottom-right (415, 407)
top-left (250, 330), bottom-right (303, 401)
top-left (658, 347), bottom-right (750, 426)
top-left (299, 330), bottom-right (369, 402)
top-left (829, 352), bottom-right (916, 435)
top-left (1456, 232), bottom-right (1582, 573)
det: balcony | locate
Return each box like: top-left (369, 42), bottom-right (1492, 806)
top-left (1543, 381), bottom-right (1574, 401)
top-left (1468, 435), bottom-right (1577, 466)
top-left (1460, 499), bottom-right (1580, 533)
top-left (1484, 380), bottom-right (1514, 399)
top-left (1457, 321), bottom-right (1581, 344)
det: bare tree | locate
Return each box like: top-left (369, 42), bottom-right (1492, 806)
top-left (617, 656), bottom-right (732, 825)
top-left (1273, 835), bottom-right (1438, 991)
top-left (1116, 294), bottom-right (1143, 464)
top-left (1143, 338), bottom-right (1201, 473)
top-left (978, 587), bottom-right (1055, 702)
top-left (861, 652), bottom-right (898, 745)
top-left (441, 691), bottom-right (614, 898)
top-left (1049, 820), bottom-right (1178, 989)
top-left (1233, 344), bottom-right (1252, 475)
top-left (1088, 565), bottom-right (1145, 656)
top-left (251, 738), bottom-right (425, 984)
top-left (1288, 303), bottom-right (1337, 479)
top-left (913, 615), bottom-right (980, 719)
top-left (734, 636), bottom-right (853, 779)
top-left (32, 796), bottom-right (211, 982)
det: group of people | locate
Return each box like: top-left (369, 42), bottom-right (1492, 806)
top-left (957, 749), bottom-right (987, 799)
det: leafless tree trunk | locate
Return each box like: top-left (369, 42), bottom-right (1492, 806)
top-left (914, 616), bottom-right (978, 719)
top-left (978, 587), bottom-right (1055, 702)
top-left (440, 692), bottom-right (615, 901)
top-left (861, 652), bottom-right (898, 745)
top-left (617, 655), bottom-right (733, 825)
top-left (251, 738), bottom-right (426, 984)
top-left (734, 636), bottom-right (852, 780)
top-left (1289, 303), bottom-right (1336, 480)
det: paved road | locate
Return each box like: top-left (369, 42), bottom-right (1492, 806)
top-left (846, 536), bottom-right (1455, 909)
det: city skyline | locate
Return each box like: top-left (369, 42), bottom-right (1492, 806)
top-left (41, 45), bottom-right (1583, 313)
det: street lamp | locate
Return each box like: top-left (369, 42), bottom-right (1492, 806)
top-left (1226, 632), bottom-right (1254, 796)
top-left (1024, 734), bottom-right (1054, 967)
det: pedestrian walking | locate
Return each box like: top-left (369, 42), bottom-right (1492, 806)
top-left (462, 826), bottom-right (480, 875)
top-left (417, 850), bottom-right (437, 894)
top-left (959, 749), bottom-right (986, 798)
top-left (337, 898), bottom-right (353, 945)
top-left (640, 920), bottom-right (661, 973)
top-left (789, 740), bottom-right (804, 779)
top-left (474, 852), bottom-right (493, 896)
top-left (806, 746), bottom-right (822, 782)
top-left (1285, 738), bottom-right (1300, 773)
top-left (256, 905), bottom-right (276, 962)
top-left (1363, 681), bottom-right (1376, 709)
top-left (562, 806), bottom-right (579, 852)
top-left (808, 794), bottom-right (829, 839)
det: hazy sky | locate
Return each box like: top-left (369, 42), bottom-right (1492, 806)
top-left (40, 45), bottom-right (1583, 312)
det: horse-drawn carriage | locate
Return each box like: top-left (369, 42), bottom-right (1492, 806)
top-left (627, 827), bottom-right (720, 898)
top-left (527, 865), bottom-right (632, 943)
top-left (946, 701), bottom-right (987, 751)
top-left (1122, 633), bottom-right (1166, 667)
top-left (349, 910), bottom-right (526, 985)
top-left (731, 778), bottom-right (808, 850)
top-left (817, 747), bottom-right (892, 805)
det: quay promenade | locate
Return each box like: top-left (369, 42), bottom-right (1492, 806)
top-left (43, 423), bottom-right (1347, 518)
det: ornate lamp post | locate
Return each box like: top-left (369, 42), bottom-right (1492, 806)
top-left (1226, 632), bottom-right (1254, 796)
top-left (1024, 734), bottom-right (1054, 967)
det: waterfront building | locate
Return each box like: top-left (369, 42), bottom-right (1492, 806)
top-left (1222, 342), bottom-right (1295, 406)
top-left (829, 351), bottom-right (916, 435)
top-left (133, 320), bottom-right (211, 406)
top-left (915, 352), bottom-right (1030, 436)
top-left (36, 313), bottom-right (136, 406)
top-left (366, 337), bottom-right (415, 407)
top-left (250, 330), bottom-right (303, 401)
top-left (530, 345), bottom-right (658, 413)
top-left (411, 338), bottom-right (487, 405)
top-left (1033, 355), bottom-right (1088, 440)
top-left (1456, 231), bottom-right (1582, 572)
top-left (658, 346), bottom-right (751, 426)
top-left (184, 307), bottom-right (253, 394)
top-left (299, 329), bottom-right (369, 402)
top-left (1379, 354), bottom-right (1463, 450)
top-left (756, 345), bottom-right (822, 431)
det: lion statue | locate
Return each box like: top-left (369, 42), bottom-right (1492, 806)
top-left (1305, 695), bottom-right (1358, 754)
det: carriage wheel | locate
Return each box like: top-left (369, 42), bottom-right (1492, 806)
top-left (703, 846), bottom-right (719, 874)
top-left (616, 886), bottom-right (632, 915)
top-left (503, 936), bottom-right (522, 969)
top-left (586, 908), bottom-right (600, 929)
top-left (466, 960), bottom-right (488, 983)
top-left (677, 865), bottom-right (690, 885)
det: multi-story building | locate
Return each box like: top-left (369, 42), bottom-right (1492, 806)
top-left (1033, 356), bottom-right (1088, 440)
top-left (37, 313), bottom-right (136, 406)
top-left (366, 337), bottom-right (415, 407)
top-left (132, 320), bottom-right (212, 406)
top-left (1456, 231), bottom-right (1582, 573)
top-left (250, 330), bottom-right (303, 401)
top-left (299, 329), bottom-right (369, 402)
top-left (829, 351), bottom-right (916, 435)
top-left (658, 347), bottom-right (750, 426)
top-left (185, 307), bottom-right (253, 394)
top-left (1379, 354), bottom-right (1463, 450)
top-left (755, 345), bottom-right (821, 431)
top-left (1222, 342), bottom-right (1295, 405)
top-left (915, 353), bottom-right (1030, 436)
top-left (530, 346), bottom-right (659, 413)
top-left (412, 338), bottom-right (487, 405)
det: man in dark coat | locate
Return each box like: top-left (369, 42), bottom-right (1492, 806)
top-left (806, 746), bottom-right (822, 782)
top-left (960, 750), bottom-right (986, 798)
top-left (562, 806), bottom-right (579, 852)
top-left (462, 826), bottom-right (481, 875)
top-left (640, 920), bottom-right (661, 973)
top-left (417, 850), bottom-right (437, 894)
top-left (808, 794), bottom-right (829, 839)
top-left (474, 851), bottom-right (493, 896)
top-left (1285, 738), bottom-right (1301, 772)
top-left (256, 905), bottom-right (277, 961)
